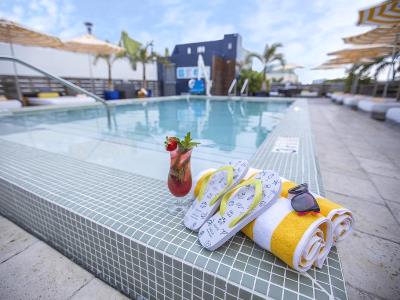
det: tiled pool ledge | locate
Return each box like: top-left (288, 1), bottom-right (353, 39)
top-left (0, 99), bottom-right (347, 300)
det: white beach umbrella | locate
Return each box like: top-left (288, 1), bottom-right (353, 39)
top-left (60, 24), bottom-right (124, 93)
top-left (62, 34), bottom-right (124, 55)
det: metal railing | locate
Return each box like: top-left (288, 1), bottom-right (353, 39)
top-left (227, 78), bottom-right (237, 96)
top-left (240, 78), bottom-right (249, 96)
top-left (0, 56), bottom-right (112, 128)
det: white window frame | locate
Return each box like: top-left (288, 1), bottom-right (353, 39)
top-left (197, 46), bottom-right (205, 53)
top-left (187, 47), bottom-right (191, 55)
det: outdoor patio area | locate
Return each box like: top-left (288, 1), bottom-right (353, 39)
top-left (0, 98), bottom-right (399, 300)
top-left (309, 98), bottom-right (400, 300)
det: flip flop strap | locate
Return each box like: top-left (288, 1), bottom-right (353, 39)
top-left (219, 178), bottom-right (263, 228)
top-left (196, 165), bottom-right (234, 206)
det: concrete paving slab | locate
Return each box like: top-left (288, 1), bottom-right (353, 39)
top-left (347, 144), bottom-right (391, 163)
top-left (0, 241), bottom-right (93, 300)
top-left (0, 216), bottom-right (37, 263)
top-left (386, 200), bottom-right (400, 225)
top-left (326, 191), bottom-right (400, 243)
top-left (369, 174), bottom-right (400, 203)
top-left (345, 284), bottom-right (381, 300)
top-left (357, 157), bottom-right (400, 180)
top-left (70, 278), bottom-right (129, 300)
top-left (317, 154), bottom-right (368, 180)
top-left (337, 230), bottom-right (400, 300)
top-left (321, 169), bottom-right (384, 204)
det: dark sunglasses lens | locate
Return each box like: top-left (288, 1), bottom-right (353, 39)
top-left (291, 193), bottom-right (319, 212)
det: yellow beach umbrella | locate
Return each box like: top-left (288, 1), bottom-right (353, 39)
top-left (343, 25), bottom-right (400, 45)
top-left (312, 55), bottom-right (376, 70)
top-left (0, 18), bottom-right (63, 100)
top-left (0, 18), bottom-right (63, 47)
top-left (328, 45), bottom-right (393, 59)
top-left (312, 64), bottom-right (347, 70)
top-left (358, 0), bottom-right (400, 26)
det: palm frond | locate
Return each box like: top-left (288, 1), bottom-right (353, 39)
top-left (374, 61), bottom-right (391, 78)
top-left (264, 43), bottom-right (283, 62)
top-left (245, 52), bottom-right (264, 64)
top-left (270, 53), bottom-right (285, 67)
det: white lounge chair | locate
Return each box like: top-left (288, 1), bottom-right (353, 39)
top-left (0, 97), bottom-right (22, 110)
top-left (358, 98), bottom-right (400, 120)
top-left (27, 95), bottom-right (96, 106)
top-left (386, 108), bottom-right (400, 124)
top-left (332, 93), bottom-right (350, 104)
top-left (343, 95), bottom-right (372, 109)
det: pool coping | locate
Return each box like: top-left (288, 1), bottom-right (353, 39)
top-left (4, 95), bottom-right (293, 115)
top-left (0, 97), bottom-right (346, 300)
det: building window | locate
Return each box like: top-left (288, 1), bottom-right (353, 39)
top-left (187, 47), bottom-right (191, 55)
top-left (228, 43), bottom-right (232, 50)
top-left (197, 46), bottom-right (205, 53)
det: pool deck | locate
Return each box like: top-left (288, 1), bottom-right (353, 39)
top-left (0, 97), bottom-right (399, 299)
top-left (308, 98), bottom-right (400, 300)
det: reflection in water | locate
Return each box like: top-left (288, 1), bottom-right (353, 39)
top-left (0, 98), bottom-right (290, 159)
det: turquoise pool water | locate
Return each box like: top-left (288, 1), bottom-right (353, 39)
top-left (0, 98), bottom-right (291, 180)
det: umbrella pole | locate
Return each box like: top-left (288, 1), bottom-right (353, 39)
top-left (8, 31), bottom-right (23, 101)
top-left (87, 54), bottom-right (95, 94)
top-left (383, 33), bottom-right (399, 98)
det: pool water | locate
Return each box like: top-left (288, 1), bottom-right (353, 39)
top-left (0, 98), bottom-right (291, 180)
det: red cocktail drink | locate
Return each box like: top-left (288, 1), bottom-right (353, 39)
top-left (167, 148), bottom-right (192, 197)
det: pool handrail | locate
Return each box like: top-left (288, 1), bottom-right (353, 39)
top-left (0, 55), bottom-right (112, 129)
top-left (227, 78), bottom-right (237, 96)
top-left (240, 78), bottom-right (249, 96)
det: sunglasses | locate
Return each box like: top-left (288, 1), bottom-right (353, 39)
top-left (288, 183), bottom-right (320, 215)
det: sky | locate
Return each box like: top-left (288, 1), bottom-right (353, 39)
top-left (0, 0), bottom-right (380, 83)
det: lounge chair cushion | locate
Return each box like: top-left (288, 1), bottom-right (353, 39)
top-left (0, 99), bottom-right (22, 109)
top-left (386, 108), bottom-right (400, 123)
top-left (38, 92), bottom-right (60, 98)
top-left (358, 100), bottom-right (400, 113)
top-left (28, 96), bottom-right (96, 106)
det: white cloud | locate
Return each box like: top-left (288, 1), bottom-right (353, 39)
top-left (240, 0), bottom-right (379, 83)
top-left (0, 0), bottom-right (82, 39)
top-left (0, 0), bottom-right (384, 83)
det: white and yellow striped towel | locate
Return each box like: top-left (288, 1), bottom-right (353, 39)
top-left (241, 197), bottom-right (333, 272)
top-left (280, 178), bottom-right (355, 244)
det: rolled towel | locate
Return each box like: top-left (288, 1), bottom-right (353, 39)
top-left (241, 197), bottom-right (333, 272)
top-left (280, 178), bottom-right (354, 244)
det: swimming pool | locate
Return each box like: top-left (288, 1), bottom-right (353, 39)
top-left (0, 97), bottom-right (291, 180)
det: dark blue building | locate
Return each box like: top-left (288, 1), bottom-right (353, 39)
top-left (169, 34), bottom-right (247, 95)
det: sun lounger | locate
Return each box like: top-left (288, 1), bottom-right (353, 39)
top-left (358, 98), bottom-right (400, 120)
top-left (27, 95), bottom-right (96, 106)
top-left (0, 99), bottom-right (22, 110)
top-left (343, 95), bottom-right (372, 109)
top-left (331, 93), bottom-right (349, 104)
top-left (386, 108), bottom-right (400, 124)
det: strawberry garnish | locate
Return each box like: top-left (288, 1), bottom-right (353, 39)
top-left (165, 137), bottom-right (178, 151)
top-left (164, 132), bottom-right (200, 152)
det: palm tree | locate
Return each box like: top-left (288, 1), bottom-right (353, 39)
top-left (120, 31), bottom-right (158, 90)
top-left (246, 43), bottom-right (286, 83)
top-left (93, 48), bottom-right (125, 90)
top-left (350, 55), bottom-right (400, 97)
top-left (235, 55), bottom-right (253, 75)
